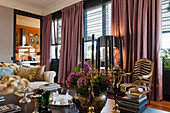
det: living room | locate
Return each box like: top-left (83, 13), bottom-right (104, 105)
top-left (0, 0), bottom-right (169, 113)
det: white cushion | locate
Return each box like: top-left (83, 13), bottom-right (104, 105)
top-left (30, 81), bottom-right (48, 89)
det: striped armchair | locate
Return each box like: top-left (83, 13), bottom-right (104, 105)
top-left (120, 58), bottom-right (154, 104)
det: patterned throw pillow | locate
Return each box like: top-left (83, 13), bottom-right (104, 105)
top-left (0, 67), bottom-right (14, 77)
top-left (17, 67), bottom-right (38, 82)
top-left (34, 65), bottom-right (46, 81)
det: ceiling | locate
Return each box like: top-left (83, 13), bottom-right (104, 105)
top-left (0, 0), bottom-right (82, 16)
top-left (14, 0), bottom-right (59, 9)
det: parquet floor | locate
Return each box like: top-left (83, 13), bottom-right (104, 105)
top-left (147, 100), bottom-right (170, 112)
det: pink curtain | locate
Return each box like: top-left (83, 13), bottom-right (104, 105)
top-left (58, 2), bottom-right (84, 84)
top-left (41, 14), bottom-right (52, 71)
top-left (111, 0), bottom-right (162, 101)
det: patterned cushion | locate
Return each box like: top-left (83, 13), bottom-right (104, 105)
top-left (34, 65), bottom-right (46, 81)
top-left (120, 83), bottom-right (150, 93)
top-left (0, 63), bottom-right (19, 74)
top-left (17, 67), bottom-right (38, 82)
top-left (0, 67), bottom-right (14, 78)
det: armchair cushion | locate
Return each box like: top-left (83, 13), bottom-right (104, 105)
top-left (120, 83), bottom-right (150, 93)
top-left (44, 71), bottom-right (56, 83)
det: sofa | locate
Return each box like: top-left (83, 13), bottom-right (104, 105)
top-left (0, 63), bottom-right (56, 94)
top-left (30, 71), bottom-right (56, 89)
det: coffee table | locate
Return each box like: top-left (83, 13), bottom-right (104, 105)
top-left (3, 89), bottom-right (78, 113)
top-left (3, 91), bottom-right (169, 113)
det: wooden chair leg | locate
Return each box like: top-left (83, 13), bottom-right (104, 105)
top-left (149, 92), bottom-right (151, 104)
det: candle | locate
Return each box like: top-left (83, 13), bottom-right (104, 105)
top-left (109, 37), bottom-right (112, 68)
top-left (119, 38), bottom-right (123, 69)
top-left (92, 34), bottom-right (94, 65)
top-left (95, 39), bottom-right (98, 69)
top-left (111, 36), bottom-right (115, 66)
top-left (98, 37), bottom-right (100, 69)
top-left (111, 36), bottom-right (114, 65)
top-left (105, 37), bottom-right (108, 70)
top-left (81, 38), bottom-right (84, 68)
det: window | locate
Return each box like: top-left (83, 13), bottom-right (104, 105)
top-left (84, 2), bottom-right (111, 60)
top-left (51, 18), bottom-right (62, 59)
top-left (162, 0), bottom-right (170, 49)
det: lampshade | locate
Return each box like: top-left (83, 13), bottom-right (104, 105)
top-left (100, 36), bottom-right (116, 48)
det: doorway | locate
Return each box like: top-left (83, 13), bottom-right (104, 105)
top-left (14, 10), bottom-right (42, 66)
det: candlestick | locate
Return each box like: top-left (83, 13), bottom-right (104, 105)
top-left (95, 39), bottom-right (98, 69)
top-left (112, 37), bottom-right (114, 65)
top-left (105, 37), bottom-right (108, 70)
top-left (81, 38), bottom-right (84, 68)
top-left (109, 37), bottom-right (112, 68)
top-left (97, 38), bottom-right (100, 69)
top-left (92, 34), bottom-right (94, 65)
top-left (119, 38), bottom-right (123, 69)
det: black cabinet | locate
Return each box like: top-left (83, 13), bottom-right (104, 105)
top-left (50, 59), bottom-right (59, 83)
top-left (163, 68), bottom-right (170, 101)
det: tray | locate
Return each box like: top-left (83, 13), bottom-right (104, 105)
top-left (49, 94), bottom-right (74, 107)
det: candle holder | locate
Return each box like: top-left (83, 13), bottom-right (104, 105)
top-left (18, 87), bottom-right (32, 104)
top-left (108, 65), bottom-right (124, 113)
top-left (80, 64), bottom-right (100, 113)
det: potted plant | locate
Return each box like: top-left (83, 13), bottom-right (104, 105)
top-left (161, 49), bottom-right (170, 70)
top-left (66, 62), bottom-right (110, 113)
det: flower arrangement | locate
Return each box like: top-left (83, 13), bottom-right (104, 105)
top-left (66, 62), bottom-right (111, 96)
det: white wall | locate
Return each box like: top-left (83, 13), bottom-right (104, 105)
top-left (0, 5), bottom-right (13, 63)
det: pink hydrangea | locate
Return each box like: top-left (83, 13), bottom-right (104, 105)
top-left (101, 75), bottom-right (111, 86)
top-left (77, 77), bottom-right (89, 88)
top-left (78, 62), bottom-right (90, 73)
top-left (67, 72), bottom-right (76, 82)
top-left (75, 73), bottom-right (82, 77)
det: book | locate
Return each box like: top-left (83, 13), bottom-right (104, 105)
top-left (14, 92), bottom-right (34, 97)
top-left (0, 95), bottom-right (4, 100)
top-left (121, 99), bottom-right (147, 107)
top-left (39, 83), bottom-right (60, 91)
top-left (119, 105), bottom-right (147, 113)
top-left (0, 96), bottom-right (5, 103)
top-left (122, 95), bottom-right (147, 103)
top-left (0, 104), bottom-right (21, 113)
top-left (127, 93), bottom-right (144, 99)
top-left (119, 99), bottom-right (147, 109)
top-left (0, 98), bottom-right (5, 102)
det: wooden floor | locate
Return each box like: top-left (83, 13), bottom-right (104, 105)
top-left (147, 100), bottom-right (170, 112)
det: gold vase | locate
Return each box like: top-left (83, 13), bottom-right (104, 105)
top-left (74, 94), bottom-right (107, 113)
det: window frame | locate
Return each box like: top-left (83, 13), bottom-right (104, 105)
top-left (84, 1), bottom-right (111, 61)
top-left (51, 18), bottom-right (62, 60)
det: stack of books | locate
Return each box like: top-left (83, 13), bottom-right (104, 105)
top-left (118, 93), bottom-right (147, 113)
top-left (0, 95), bottom-right (5, 104)
top-left (0, 104), bottom-right (21, 113)
top-left (39, 83), bottom-right (60, 91)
